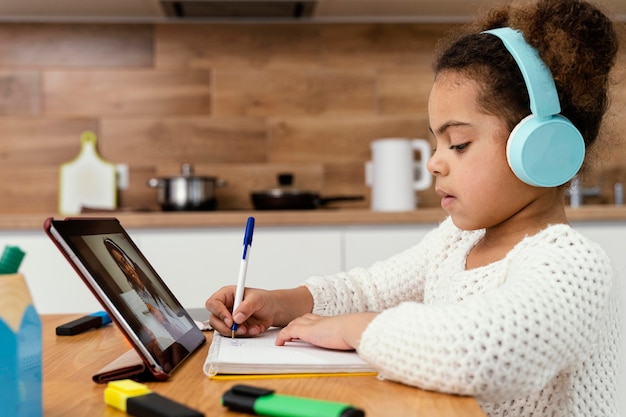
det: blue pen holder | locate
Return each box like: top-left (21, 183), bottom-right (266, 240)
top-left (0, 273), bottom-right (42, 417)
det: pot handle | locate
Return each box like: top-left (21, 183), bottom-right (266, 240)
top-left (318, 195), bottom-right (365, 204)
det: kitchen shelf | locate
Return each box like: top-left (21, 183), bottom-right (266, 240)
top-left (1, 205), bottom-right (626, 231)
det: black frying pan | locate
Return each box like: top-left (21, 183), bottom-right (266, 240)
top-left (250, 173), bottom-right (364, 210)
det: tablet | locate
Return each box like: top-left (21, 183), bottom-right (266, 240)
top-left (44, 217), bottom-right (206, 381)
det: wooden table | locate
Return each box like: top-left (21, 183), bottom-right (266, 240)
top-left (43, 314), bottom-right (486, 416)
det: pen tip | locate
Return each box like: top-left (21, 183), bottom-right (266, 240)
top-left (231, 330), bottom-right (235, 339)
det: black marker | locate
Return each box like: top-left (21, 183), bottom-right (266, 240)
top-left (55, 311), bottom-right (112, 336)
top-left (105, 379), bottom-right (204, 417)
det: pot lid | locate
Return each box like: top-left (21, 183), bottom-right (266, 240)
top-left (156, 163), bottom-right (218, 180)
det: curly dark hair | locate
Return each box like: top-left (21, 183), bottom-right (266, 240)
top-left (433, 0), bottom-right (619, 172)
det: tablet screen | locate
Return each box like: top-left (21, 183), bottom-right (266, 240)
top-left (47, 218), bottom-right (205, 376)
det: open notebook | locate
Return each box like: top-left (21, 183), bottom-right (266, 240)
top-left (203, 328), bottom-right (377, 379)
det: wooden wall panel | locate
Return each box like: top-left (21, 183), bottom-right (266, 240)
top-left (377, 67), bottom-right (434, 114)
top-left (119, 165), bottom-right (159, 211)
top-left (0, 24), bottom-right (152, 67)
top-left (583, 60), bottom-right (626, 202)
top-left (100, 117), bottom-right (267, 164)
top-left (0, 22), bottom-right (623, 214)
top-left (0, 119), bottom-right (99, 164)
top-left (0, 165), bottom-right (59, 214)
top-left (322, 161), bottom-right (369, 203)
top-left (155, 24), bottom-right (320, 69)
top-left (213, 69), bottom-right (378, 117)
top-left (319, 24), bottom-right (445, 68)
top-left (43, 70), bottom-right (212, 116)
top-left (0, 72), bottom-right (40, 115)
top-left (267, 115), bottom-right (430, 163)
top-left (0, 119), bottom-right (100, 214)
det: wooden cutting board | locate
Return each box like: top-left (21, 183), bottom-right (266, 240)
top-left (58, 131), bottom-right (117, 215)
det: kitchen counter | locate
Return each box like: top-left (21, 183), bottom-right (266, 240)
top-left (2, 205), bottom-right (626, 230)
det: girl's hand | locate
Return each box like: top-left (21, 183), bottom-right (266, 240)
top-left (205, 286), bottom-right (273, 337)
top-left (275, 312), bottom-right (377, 351)
top-left (205, 286), bottom-right (314, 337)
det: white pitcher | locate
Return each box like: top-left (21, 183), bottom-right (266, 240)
top-left (365, 138), bottom-right (432, 211)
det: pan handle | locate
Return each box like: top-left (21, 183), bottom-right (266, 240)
top-left (318, 195), bottom-right (365, 205)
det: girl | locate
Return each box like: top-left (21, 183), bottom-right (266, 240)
top-left (205, 0), bottom-right (619, 415)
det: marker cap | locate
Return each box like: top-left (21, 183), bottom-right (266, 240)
top-left (0, 245), bottom-right (25, 274)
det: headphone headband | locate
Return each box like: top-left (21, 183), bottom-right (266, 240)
top-left (482, 28), bottom-right (560, 118)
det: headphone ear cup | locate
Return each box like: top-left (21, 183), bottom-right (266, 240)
top-left (506, 115), bottom-right (585, 187)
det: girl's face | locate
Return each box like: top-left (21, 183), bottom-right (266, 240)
top-left (427, 71), bottom-right (550, 231)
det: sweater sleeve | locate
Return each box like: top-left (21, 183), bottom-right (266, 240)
top-left (356, 227), bottom-right (614, 403)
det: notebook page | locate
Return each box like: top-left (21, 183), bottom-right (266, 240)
top-left (204, 328), bottom-right (375, 376)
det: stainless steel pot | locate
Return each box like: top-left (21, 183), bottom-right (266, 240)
top-left (147, 163), bottom-right (226, 211)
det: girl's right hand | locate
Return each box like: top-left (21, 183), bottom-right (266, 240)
top-left (205, 286), bottom-right (313, 337)
top-left (205, 285), bottom-right (274, 337)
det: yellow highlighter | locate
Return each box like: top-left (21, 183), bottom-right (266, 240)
top-left (104, 379), bottom-right (203, 417)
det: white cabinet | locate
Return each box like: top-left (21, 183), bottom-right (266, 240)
top-left (343, 224), bottom-right (432, 269)
top-left (0, 225), bottom-right (342, 313)
top-left (137, 226), bottom-right (343, 310)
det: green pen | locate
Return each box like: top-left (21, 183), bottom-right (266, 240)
top-left (222, 384), bottom-right (365, 417)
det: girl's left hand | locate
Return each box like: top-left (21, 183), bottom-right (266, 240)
top-left (275, 312), bottom-right (377, 351)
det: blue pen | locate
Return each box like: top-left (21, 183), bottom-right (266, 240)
top-left (231, 217), bottom-right (255, 338)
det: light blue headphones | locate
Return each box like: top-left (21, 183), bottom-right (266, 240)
top-left (483, 27), bottom-right (585, 187)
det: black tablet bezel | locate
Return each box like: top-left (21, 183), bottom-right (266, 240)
top-left (45, 217), bottom-right (206, 380)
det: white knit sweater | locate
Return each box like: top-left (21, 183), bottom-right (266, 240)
top-left (304, 217), bottom-right (618, 417)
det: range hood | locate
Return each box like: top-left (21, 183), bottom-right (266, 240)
top-left (0, 0), bottom-right (623, 23)
top-left (160, 1), bottom-right (317, 19)
top-left (156, 0), bottom-right (494, 22)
